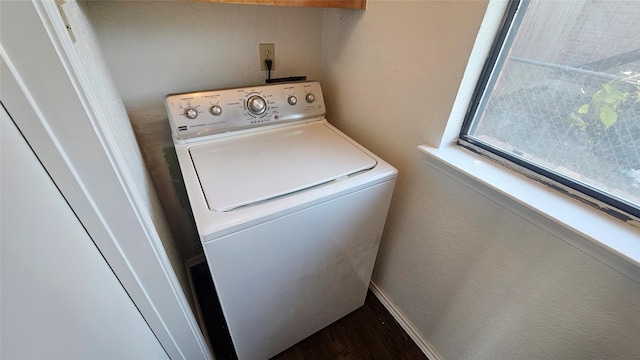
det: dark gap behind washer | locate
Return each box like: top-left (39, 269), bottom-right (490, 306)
top-left (190, 261), bottom-right (238, 359)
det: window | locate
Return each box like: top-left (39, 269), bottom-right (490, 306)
top-left (459, 0), bottom-right (640, 221)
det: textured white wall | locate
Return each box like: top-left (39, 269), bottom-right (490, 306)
top-left (65, 0), bottom-right (192, 304)
top-left (85, 1), bottom-right (323, 126)
top-left (321, 1), bottom-right (640, 359)
top-left (85, 1), bottom-right (324, 259)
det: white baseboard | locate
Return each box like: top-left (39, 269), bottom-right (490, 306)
top-left (369, 282), bottom-right (442, 360)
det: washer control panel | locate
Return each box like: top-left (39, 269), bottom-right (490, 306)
top-left (165, 81), bottom-right (325, 141)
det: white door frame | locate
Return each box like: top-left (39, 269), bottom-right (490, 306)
top-left (0, 1), bottom-right (211, 359)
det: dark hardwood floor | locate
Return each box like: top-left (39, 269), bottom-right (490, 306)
top-left (190, 262), bottom-right (427, 360)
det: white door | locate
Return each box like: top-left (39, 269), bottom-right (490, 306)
top-left (0, 1), bottom-right (210, 358)
top-left (0, 106), bottom-right (169, 360)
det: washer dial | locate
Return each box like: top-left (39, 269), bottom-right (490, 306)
top-left (288, 96), bottom-right (297, 105)
top-left (185, 107), bottom-right (198, 119)
top-left (305, 93), bottom-right (316, 103)
top-left (211, 105), bottom-right (222, 116)
top-left (247, 95), bottom-right (267, 115)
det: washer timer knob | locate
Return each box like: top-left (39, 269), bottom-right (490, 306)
top-left (247, 95), bottom-right (267, 115)
top-left (288, 96), bottom-right (297, 105)
top-left (211, 105), bottom-right (222, 116)
top-left (305, 93), bottom-right (316, 103)
top-left (185, 107), bottom-right (198, 119)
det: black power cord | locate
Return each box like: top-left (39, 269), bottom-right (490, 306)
top-left (266, 76), bottom-right (307, 84)
top-left (264, 57), bottom-right (307, 83)
top-left (265, 58), bottom-right (273, 81)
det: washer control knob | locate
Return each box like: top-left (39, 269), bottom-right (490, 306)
top-left (247, 95), bottom-right (267, 115)
top-left (211, 105), bottom-right (222, 116)
top-left (185, 107), bottom-right (198, 119)
top-left (288, 96), bottom-right (298, 105)
top-left (305, 93), bottom-right (316, 103)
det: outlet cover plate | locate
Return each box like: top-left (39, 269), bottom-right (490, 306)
top-left (259, 43), bottom-right (275, 71)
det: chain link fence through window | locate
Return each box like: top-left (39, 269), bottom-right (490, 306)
top-left (472, 56), bottom-right (640, 206)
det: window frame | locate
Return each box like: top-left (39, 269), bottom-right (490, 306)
top-left (457, 0), bottom-right (640, 223)
top-left (418, 0), bottom-right (640, 282)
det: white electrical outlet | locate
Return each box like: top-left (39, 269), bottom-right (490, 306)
top-left (259, 43), bottom-right (275, 71)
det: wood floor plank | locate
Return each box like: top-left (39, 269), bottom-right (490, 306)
top-left (272, 291), bottom-right (427, 360)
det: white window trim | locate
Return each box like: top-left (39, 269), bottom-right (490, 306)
top-left (419, 0), bottom-right (640, 283)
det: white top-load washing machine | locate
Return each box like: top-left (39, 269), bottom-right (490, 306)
top-left (165, 81), bottom-right (397, 360)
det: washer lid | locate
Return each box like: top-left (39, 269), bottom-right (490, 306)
top-left (189, 122), bottom-right (377, 212)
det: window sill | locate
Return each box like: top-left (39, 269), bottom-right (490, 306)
top-left (418, 144), bottom-right (640, 283)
